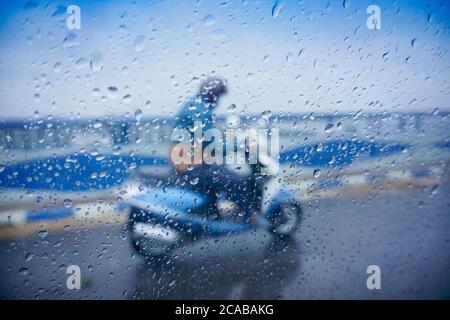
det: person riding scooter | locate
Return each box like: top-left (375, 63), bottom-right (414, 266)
top-left (169, 76), bottom-right (262, 225)
top-left (127, 77), bottom-right (300, 258)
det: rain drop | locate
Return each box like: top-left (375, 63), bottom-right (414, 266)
top-left (63, 199), bottom-right (73, 208)
top-left (90, 52), bottom-right (103, 72)
top-left (123, 94), bottom-right (132, 104)
top-left (93, 119), bottom-right (102, 129)
top-left (313, 169), bottom-right (321, 178)
top-left (107, 86), bottom-right (119, 99)
top-left (210, 28), bottom-right (226, 40)
top-left (227, 104), bottom-right (236, 112)
top-left (325, 123), bottom-right (334, 133)
top-left (203, 15), bottom-right (216, 27)
top-left (135, 108), bottom-right (143, 122)
top-left (315, 143), bottom-right (323, 152)
top-left (272, 1), bottom-right (285, 18)
top-left (134, 35), bottom-right (146, 52)
top-left (38, 230), bottom-right (48, 238)
top-left (75, 58), bottom-right (88, 69)
top-left (18, 268), bottom-right (29, 276)
top-left (431, 184), bottom-right (439, 196)
top-left (262, 110), bottom-right (272, 121)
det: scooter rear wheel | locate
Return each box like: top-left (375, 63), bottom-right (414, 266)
top-left (271, 203), bottom-right (302, 236)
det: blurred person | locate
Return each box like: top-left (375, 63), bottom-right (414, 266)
top-left (169, 76), bottom-right (265, 224)
top-left (169, 76), bottom-right (228, 219)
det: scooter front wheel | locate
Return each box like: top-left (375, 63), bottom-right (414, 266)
top-left (128, 207), bottom-right (178, 258)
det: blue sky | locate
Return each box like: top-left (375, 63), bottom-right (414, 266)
top-left (0, 0), bottom-right (449, 119)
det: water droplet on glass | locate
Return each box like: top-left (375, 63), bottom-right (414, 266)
top-left (107, 86), bottom-right (119, 99)
top-left (53, 62), bottom-right (61, 72)
top-left (325, 123), bottom-right (334, 133)
top-left (315, 143), bottom-right (323, 152)
top-left (210, 28), bottom-right (226, 40)
top-left (432, 108), bottom-right (439, 116)
top-left (90, 51), bottom-right (103, 72)
top-left (123, 94), bottom-right (132, 104)
top-left (135, 108), bottom-right (143, 122)
top-left (19, 268), bottom-right (29, 276)
top-left (262, 110), bottom-right (272, 121)
top-left (38, 230), bottom-right (48, 238)
top-left (75, 58), bottom-right (88, 69)
top-left (431, 184), bottom-right (439, 196)
top-left (272, 1), bottom-right (285, 18)
top-left (63, 199), bottom-right (73, 208)
top-left (134, 35), bottom-right (146, 52)
top-left (227, 104), bottom-right (236, 112)
top-left (313, 169), bottom-right (321, 178)
top-left (93, 119), bottom-right (102, 129)
top-left (63, 32), bottom-right (79, 48)
top-left (203, 14), bottom-right (216, 27)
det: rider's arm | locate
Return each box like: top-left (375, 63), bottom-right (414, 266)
top-left (170, 100), bottom-right (203, 172)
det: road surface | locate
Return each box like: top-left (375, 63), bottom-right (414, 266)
top-left (1, 184), bottom-right (449, 299)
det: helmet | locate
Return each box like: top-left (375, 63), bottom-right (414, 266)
top-left (199, 76), bottom-right (228, 100)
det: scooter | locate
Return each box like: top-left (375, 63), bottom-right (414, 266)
top-left (125, 160), bottom-right (303, 258)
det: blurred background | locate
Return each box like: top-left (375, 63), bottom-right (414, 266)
top-left (0, 0), bottom-right (449, 299)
